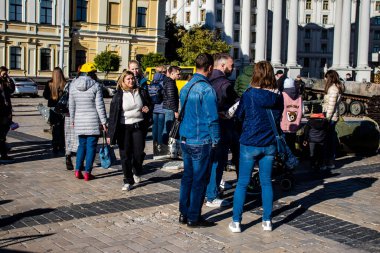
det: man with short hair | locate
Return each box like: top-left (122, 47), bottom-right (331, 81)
top-left (128, 60), bottom-right (148, 90)
top-left (275, 70), bottom-right (286, 92)
top-left (346, 73), bottom-right (353, 81)
top-left (162, 66), bottom-right (181, 148)
top-left (178, 53), bottom-right (220, 228)
top-left (205, 53), bottom-right (240, 208)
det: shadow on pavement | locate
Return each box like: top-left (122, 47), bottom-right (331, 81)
top-left (0, 208), bottom-right (55, 228)
top-left (0, 200), bottom-right (13, 206)
top-left (0, 233), bottom-right (54, 249)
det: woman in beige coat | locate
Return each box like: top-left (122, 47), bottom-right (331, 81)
top-left (323, 70), bottom-right (345, 170)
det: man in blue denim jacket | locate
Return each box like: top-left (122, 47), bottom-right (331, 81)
top-left (178, 53), bottom-right (220, 228)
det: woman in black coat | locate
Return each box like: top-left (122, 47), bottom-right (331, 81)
top-left (107, 71), bottom-right (153, 191)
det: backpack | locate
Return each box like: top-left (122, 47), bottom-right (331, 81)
top-left (280, 92), bottom-right (302, 133)
top-left (148, 80), bottom-right (164, 104)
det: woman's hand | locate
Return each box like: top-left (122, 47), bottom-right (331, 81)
top-left (106, 137), bottom-right (111, 145)
top-left (303, 141), bottom-right (308, 147)
top-left (102, 124), bottom-right (108, 133)
top-left (142, 106), bottom-right (149, 113)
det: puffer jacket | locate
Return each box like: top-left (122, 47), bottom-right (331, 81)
top-left (323, 85), bottom-right (340, 122)
top-left (163, 76), bottom-right (179, 112)
top-left (0, 76), bottom-right (15, 118)
top-left (69, 76), bottom-right (107, 136)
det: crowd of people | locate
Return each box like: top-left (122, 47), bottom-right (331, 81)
top-left (0, 52), bottom-right (345, 232)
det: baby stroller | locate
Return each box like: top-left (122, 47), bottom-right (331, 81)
top-left (249, 155), bottom-right (295, 192)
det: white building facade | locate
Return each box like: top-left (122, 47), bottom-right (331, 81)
top-left (0, 0), bottom-right (71, 77)
top-left (166, 0), bottom-right (380, 81)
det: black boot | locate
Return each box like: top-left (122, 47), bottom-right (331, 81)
top-left (66, 155), bottom-right (74, 170)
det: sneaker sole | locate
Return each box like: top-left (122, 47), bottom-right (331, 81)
top-left (229, 225), bottom-right (241, 233)
top-left (262, 225), bottom-right (272, 231)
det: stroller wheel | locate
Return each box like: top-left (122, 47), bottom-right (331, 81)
top-left (280, 175), bottom-right (294, 191)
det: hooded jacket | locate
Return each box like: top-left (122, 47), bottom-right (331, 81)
top-left (236, 87), bottom-right (283, 147)
top-left (69, 76), bottom-right (107, 136)
top-left (304, 117), bottom-right (328, 143)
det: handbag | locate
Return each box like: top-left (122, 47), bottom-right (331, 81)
top-left (54, 83), bottom-right (70, 114)
top-left (266, 109), bottom-right (299, 169)
top-left (168, 81), bottom-right (201, 140)
top-left (99, 131), bottom-right (116, 169)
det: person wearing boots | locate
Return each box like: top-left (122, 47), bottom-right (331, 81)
top-left (0, 66), bottom-right (15, 162)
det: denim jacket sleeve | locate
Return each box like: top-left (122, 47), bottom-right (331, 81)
top-left (203, 88), bottom-right (220, 145)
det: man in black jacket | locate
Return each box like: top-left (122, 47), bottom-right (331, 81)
top-left (162, 66), bottom-right (180, 147)
top-left (275, 70), bottom-right (286, 92)
top-left (0, 66), bottom-right (15, 161)
top-left (205, 53), bottom-right (240, 208)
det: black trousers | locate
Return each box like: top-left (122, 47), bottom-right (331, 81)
top-left (52, 119), bottom-right (65, 150)
top-left (0, 123), bottom-right (10, 157)
top-left (117, 123), bottom-right (145, 184)
top-left (309, 142), bottom-right (325, 169)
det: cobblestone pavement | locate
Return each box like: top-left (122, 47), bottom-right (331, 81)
top-left (0, 95), bottom-right (379, 253)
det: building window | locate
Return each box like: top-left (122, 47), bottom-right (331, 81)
top-left (234, 11), bottom-right (240, 25)
top-left (137, 7), bottom-right (147, 27)
top-left (251, 32), bottom-right (256, 43)
top-left (251, 13), bottom-right (256, 26)
top-left (321, 43), bottom-right (327, 53)
top-left (40, 48), bottom-right (51, 71)
top-left (376, 2), bottom-right (380, 11)
top-left (304, 58), bottom-right (310, 67)
top-left (305, 29), bottom-right (311, 39)
top-left (75, 50), bottom-right (86, 70)
top-left (320, 58), bottom-right (326, 67)
top-left (321, 29), bottom-right (328, 39)
top-left (251, 0), bottom-right (257, 7)
top-left (173, 0), bottom-right (178, 8)
top-left (9, 0), bottom-right (22, 21)
top-left (10, 47), bottom-right (21, 70)
top-left (373, 45), bottom-right (380, 53)
top-left (40, 0), bottom-right (52, 24)
top-left (217, 0), bottom-right (223, 4)
top-left (200, 9), bottom-right (206, 22)
top-left (323, 0), bottom-right (329, 10)
top-left (305, 43), bottom-right (310, 52)
top-left (305, 14), bottom-right (311, 23)
top-left (234, 30), bottom-right (240, 42)
top-left (76, 0), bottom-right (87, 21)
top-left (322, 15), bottom-right (328, 24)
top-left (186, 12), bottom-right (190, 23)
top-left (375, 17), bottom-right (380, 25)
top-left (306, 0), bottom-right (312, 9)
top-left (233, 48), bottom-right (239, 59)
top-left (235, 0), bottom-right (240, 6)
top-left (216, 9), bottom-right (222, 22)
top-left (375, 31), bottom-right (380, 40)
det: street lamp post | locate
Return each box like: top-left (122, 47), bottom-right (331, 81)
top-left (59, 0), bottom-right (65, 70)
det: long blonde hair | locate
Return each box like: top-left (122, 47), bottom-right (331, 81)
top-left (116, 71), bottom-right (136, 91)
top-left (49, 67), bottom-right (66, 100)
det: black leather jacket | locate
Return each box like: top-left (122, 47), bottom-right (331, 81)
top-left (163, 76), bottom-right (179, 112)
top-left (0, 76), bottom-right (15, 118)
top-left (107, 88), bottom-right (153, 145)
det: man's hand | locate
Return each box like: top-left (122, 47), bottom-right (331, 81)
top-left (303, 141), bottom-right (308, 147)
top-left (142, 106), bottom-right (149, 113)
top-left (102, 124), bottom-right (108, 133)
top-left (174, 112), bottom-right (179, 119)
top-left (106, 137), bottom-right (111, 145)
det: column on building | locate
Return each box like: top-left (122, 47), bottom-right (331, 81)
top-left (271, 0), bottom-right (282, 66)
top-left (121, 0), bottom-right (131, 34)
top-left (26, 0), bottom-right (35, 23)
top-left (240, 0), bottom-right (251, 63)
top-left (332, 0), bottom-right (343, 68)
top-left (157, 0), bottom-right (166, 37)
top-left (98, 0), bottom-right (108, 32)
top-left (255, 0), bottom-right (267, 62)
top-left (0, 0), bottom-right (5, 20)
top-left (190, 0), bottom-right (199, 26)
top-left (339, 0), bottom-right (352, 68)
top-left (355, 0), bottom-right (371, 82)
top-left (166, 0), bottom-right (171, 16)
top-left (205, 0), bottom-right (215, 29)
top-left (286, 0), bottom-right (298, 66)
top-left (27, 43), bottom-right (37, 76)
top-left (177, 0), bottom-right (184, 26)
top-left (224, 0), bottom-right (234, 54)
top-left (22, 0), bottom-right (26, 22)
top-left (0, 41), bottom-right (5, 66)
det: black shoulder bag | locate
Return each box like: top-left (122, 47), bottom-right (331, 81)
top-left (169, 81), bottom-right (200, 140)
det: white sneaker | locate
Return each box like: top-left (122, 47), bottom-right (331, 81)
top-left (262, 220), bottom-right (272, 231)
top-left (133, 175), bottom-right (141, 184)
top-left (229, 221), bottom-right (241, 233)
top-left (205, 198), bottom-right (230, 208)
top-left (122, 183), bottom-right (131, 191)
top-left (220, 179), bottom-right (232, 190)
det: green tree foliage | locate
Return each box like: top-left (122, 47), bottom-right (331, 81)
top-left (93, 51), bottom-right (121, 76)
top-left (177, 26), bottom-right (231, 65)
top-left (165, 17), bottom-right (184, 63)
top-left (140, 53), bottom-right (167, 71)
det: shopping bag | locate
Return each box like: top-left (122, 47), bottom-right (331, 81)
top-left (99, 132), bottom-right (116, 169)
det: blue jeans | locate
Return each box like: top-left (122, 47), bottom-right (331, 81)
top-left (232, 144), bottom-right (276, 222)
top-left (179, 143), bottom-right (212, 222)
top-left (152, 113), bottom-right (165, 144)
top-left (162, 109), bottom-right (175, 144)
top-left (76, 135), bottom-right (99, 173)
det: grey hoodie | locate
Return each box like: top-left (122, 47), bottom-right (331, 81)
top-left (69, 76), bottom-right (107, 136)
